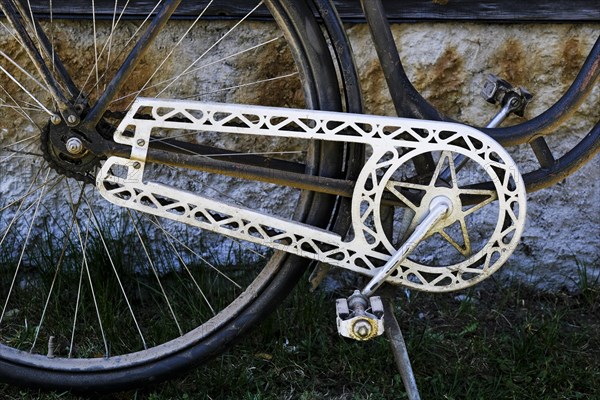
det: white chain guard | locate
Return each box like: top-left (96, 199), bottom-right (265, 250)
top-left (97, 98), bottom-right (526, 292)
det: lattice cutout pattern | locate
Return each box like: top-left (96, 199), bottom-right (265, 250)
top-left (98, 99), bottom-right (526, 292)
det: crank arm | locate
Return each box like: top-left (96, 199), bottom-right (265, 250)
top-left (361, 196), bottom-right (452, 297)
top-left (98, 98), bottom-right (526, 292)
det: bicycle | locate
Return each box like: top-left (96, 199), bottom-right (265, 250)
top-left (0, 0), bottom-right (597, 392)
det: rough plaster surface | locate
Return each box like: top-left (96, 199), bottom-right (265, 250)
top-left (0, 19), bottom-right (598, 291)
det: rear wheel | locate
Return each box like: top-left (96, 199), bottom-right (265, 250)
top-left (0, 0), bottom-right (345, 391)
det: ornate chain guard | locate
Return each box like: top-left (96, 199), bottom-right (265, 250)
top-left (97, 99), bottom-right (526, 292)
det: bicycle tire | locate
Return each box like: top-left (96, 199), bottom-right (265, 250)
top-left (0, 0), bottom-right (347, 391)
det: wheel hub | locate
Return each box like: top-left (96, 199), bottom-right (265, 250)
top-left (41, 119), bottom-right (101, 182)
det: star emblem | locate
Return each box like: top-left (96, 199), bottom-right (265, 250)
top-left (385, 151), bottom-right (497, 257)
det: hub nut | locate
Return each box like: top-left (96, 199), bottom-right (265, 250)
top-left (352, 319), bottom-right (373, 339)
top-left (65, 137), bottom-right (84, 154)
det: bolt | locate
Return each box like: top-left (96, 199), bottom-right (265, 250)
top-left (50, 114), bottom-right (62, 125)
top-left (65, 137), bottom-right (84, 154)
top-left (136, 139), bottom-right (146, 147)
top-left (67, 115), bottom-right (78, 125)
top-left (508, 97), bottom-right (521, 109)
top-left (353, 319), bottom-right (372, 339)
top-left (132, 161), bottom-right (141, 169)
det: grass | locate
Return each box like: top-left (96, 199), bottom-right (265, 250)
top-left (0, 273), bottom-right (598, 400)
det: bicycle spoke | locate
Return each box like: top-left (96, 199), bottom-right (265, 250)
top-left (68, 196), bottom-right (109, 358)
top-left (68, 250), bottom-right (86, 359)
top-left (154, 1), bottom-right (264, 99)
top-left (0, 101), bottom-right (45, 114)
top-left (111, 36), bottom-right (283, 104)
top-left (74, 209), bottom-right (109, 357)
top-left (0, 20), bottom-right (20, 42)
top-left (0, 172), bottom-right (65, 256)
top-left (91, 0), bottom-right (101, 95)
top-left (48, 0), bottom-right (54, 72)
top-left (104, 0), bottom-right (124, 73)
top-left (0, 86), bottom-right (43, 128)
top-left (30, 182), bottom-right (85, 352)
top-left (3, 182), bottom-right (57, 224)
top-left (22, 1), bottom-right (45, 58)
top-left (149, 215), bottom-right (216, 316)
top-left (0, 64), bottom-right (53, 115)
top-left (0, 168), bottom-right (52, 326)
top-left (84, 195), bottom-right (147, 350)
top-left (0, 50), bottom-right (51, 95)
top-left (190, 72), bottom-right (299, 100)
top-left (146, 217), bottom-right (243, 289)
top-left (1, 134), bottom-right (39, 151)
top-left (128, 209), bottom-right (183, 336)
top-left (132, 0), bottom-right (215, 102)
top-left (0, 147), bottom-right (42, 163)
top-left (0, 166), bottom-right (46, 247)
top-left (76, 0), bottom-right (162, 103)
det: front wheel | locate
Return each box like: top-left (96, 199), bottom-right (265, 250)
top-left (0, 0), bottom-right (346, 391)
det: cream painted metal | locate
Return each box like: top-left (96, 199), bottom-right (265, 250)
top-left (97, 98), bottom-right (526, 292)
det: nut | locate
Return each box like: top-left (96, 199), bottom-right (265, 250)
top-left (352, 319), bottom-right (372, 339)
top-left (65, 137), bottom-right (84, 154)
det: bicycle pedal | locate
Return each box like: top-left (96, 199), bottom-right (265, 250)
top-left (481, 73), bottom-right (533, 117)
top-left (336, 290), bottom-right (384, 341)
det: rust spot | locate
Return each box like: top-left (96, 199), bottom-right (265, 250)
top-left (361, 58), bottom-right (395, 115)
top-left (561, 37), bottom-right (583, 85)
top-left (491, 38), bottom-right (527, 85)
top-left (413, 46), bottom-right (466, 116)
top-left (432, 0), bottom-right (449, 5)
